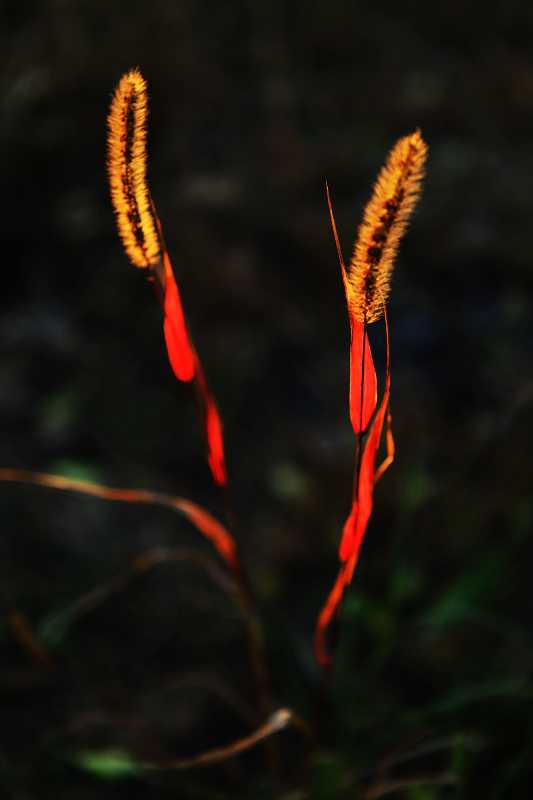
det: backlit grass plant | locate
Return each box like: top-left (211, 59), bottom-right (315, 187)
top-left (0, 68), bottom-right (427, 781)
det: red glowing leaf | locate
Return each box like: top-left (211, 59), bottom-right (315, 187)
top-left (162, 252), bottom-right (196, 383)
top-left (157, 251), bottom-right (227, 485)
top-left (205, 395), bottom-right (227, 486)
top-left (339, 398), bottom-right (388, 566)
top-left (325, 183), bottom-right (378, 435)
top-left (339, 312), bottom-right (391, 569)
top-left (195, 362), bottom-right (228, 487)
top-left (315, 312), bottom-right (392, 667)
top-left (349, 320), bottom-right (377, 434)
top-left (339, 399), bottom-right (388, 571)
top-left (314, 564), bottom-right (346, 668)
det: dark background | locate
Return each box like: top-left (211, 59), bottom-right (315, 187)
top-left (2, 1), bottom-right (533, 797)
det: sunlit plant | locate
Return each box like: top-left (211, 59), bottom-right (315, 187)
top-left (0, 68), bottom-right (427, 780)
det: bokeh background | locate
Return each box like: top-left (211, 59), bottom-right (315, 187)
top-left (2, 1), bottom-right (533, 797)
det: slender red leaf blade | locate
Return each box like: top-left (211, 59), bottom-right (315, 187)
top-left (205, 394), bottom-right (227, 487)
top-left (314, 564), bottom-right (347, 668)
top-left (349, 319), bottom-right (377, 434)
top-left (194, 362), bottom-right (228, 487)
top-left (340, 315), bottom-right (392, 571)
top-left (162, 252), bottom-right (196, 382)
top-left (339, 398), bottom-right (387, 568)
top-left (325, 184), bottom-right (377, 435)
top-left (315, 314), bottom-right (392, 667)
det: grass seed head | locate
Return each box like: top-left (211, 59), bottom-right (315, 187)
top-left (107, 68), bottom-right (161, 268)
top-left (348, 129), bottom-right (428, 324)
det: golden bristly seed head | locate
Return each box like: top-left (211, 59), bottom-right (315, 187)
top-left (107, 68), bottom-right (161, 268)
top-left (348, 129), bottom-right (428, 324)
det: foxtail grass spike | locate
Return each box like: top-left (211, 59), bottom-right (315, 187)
top-left (107, 68), bottom-right (161, 268)
top-left (315, 130), bottom-right (428, 668)
top-left (107, 70), bottom-right (227, 484)
top-left (349, 129), bottom-right (427, 324)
